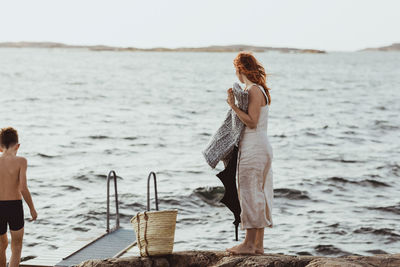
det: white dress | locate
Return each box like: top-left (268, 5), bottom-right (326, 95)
top-left (237, 84), bottom-right (274, 229)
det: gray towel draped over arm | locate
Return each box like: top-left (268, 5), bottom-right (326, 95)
top-left (202, 82), bottom-right (249, 168)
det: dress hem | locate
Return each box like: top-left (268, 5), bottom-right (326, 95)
top-left (240, 221), bottom-right (273, 230)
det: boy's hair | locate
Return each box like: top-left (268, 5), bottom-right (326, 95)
top-left (0, 127), bottom-right (19, 149)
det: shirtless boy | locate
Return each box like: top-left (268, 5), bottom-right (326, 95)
top-left (0, 127), bottom-right (37, 267)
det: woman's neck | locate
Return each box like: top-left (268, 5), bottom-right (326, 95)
top-left (244, 81), bottom-right (256, 90)
top-left (243, 76), bottom-right (256, 87)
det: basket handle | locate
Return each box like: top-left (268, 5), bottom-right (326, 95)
top-left (147, 171), bottom-right (159, 211)
top-left (136, 212), bottom-right (142, 251)
top-left (135, 211), bottom-right (150, 257)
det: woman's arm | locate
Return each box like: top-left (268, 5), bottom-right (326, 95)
top-left (227, 86), bottom-right (263, 129)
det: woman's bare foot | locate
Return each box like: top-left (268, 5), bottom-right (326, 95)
top-left (255, 248), bottom-right (264, 255)
top-left (226, 243), bottom-right (241, 253)
top-left (226, 242), bottom-right (256, 255)
top-left (255, 244), bottom-right (264, 254)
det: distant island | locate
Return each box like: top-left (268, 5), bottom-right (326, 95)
top-left (360, 43), bottom-right (400, 52)
top-left (0, 41), bottom-right (326, 54)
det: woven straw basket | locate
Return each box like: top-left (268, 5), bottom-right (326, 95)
top-left (131, 209), bottom-right (178, 256)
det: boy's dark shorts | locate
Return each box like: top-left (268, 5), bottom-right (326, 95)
top-left (0, 200), bottom-right (24, 235)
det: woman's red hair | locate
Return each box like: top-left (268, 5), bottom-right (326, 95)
top-left (233, 51), bottom-right (271, 105)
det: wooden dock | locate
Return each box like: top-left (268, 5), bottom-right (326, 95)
top-left (20, 170), bottom-right (138, 267)
top-left (20, 230), bottom-right (104, 267)
top-left (20, 228), bottom-right (136, 267)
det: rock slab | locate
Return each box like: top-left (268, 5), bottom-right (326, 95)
top-left (77, 250), bottom-right (400, 267)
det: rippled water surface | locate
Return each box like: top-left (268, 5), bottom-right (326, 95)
top-left (1, 48), bottom-right (399, 258)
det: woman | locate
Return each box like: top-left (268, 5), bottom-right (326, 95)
top-left (226, 51), bottom-right (273, 255)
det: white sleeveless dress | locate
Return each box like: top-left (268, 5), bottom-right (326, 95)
top-left (237, 84), bottom-right (274, 229)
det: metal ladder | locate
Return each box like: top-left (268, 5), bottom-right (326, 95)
top-left (55, 171), bottom-right (136, 266)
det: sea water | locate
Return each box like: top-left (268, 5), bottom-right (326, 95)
top-left (0, 48), bottom-right (399, 257)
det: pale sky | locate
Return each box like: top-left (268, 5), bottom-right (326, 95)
top-left (0, 0), bottom-right (399, 51)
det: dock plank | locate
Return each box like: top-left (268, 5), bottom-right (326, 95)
top-left (21, 229), bottom-right (135, 267)
top-left (56, 228), bottom-right (135, 266)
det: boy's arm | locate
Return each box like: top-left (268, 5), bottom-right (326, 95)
top-left (19, 158), bottom-right (37, 221)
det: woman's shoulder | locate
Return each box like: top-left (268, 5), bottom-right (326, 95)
top-left (247, 84), bottom-right (263, 95)
top-left (248, 84), bottom-right (268, 105)
top-left (248, 83), bottom-right (263, 90)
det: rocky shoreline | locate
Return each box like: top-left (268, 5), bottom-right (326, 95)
top-left (0, 42), bottom-right (325, 53)
top-left (360, 42), bottom-right (400, 52)
top-left (77, 250), bottom-right (400, 267)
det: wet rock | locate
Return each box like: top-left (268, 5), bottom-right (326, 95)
top-left (307, 253), bottom-right (400, 267)
top-left (274, 188), bottom-right (310, 200)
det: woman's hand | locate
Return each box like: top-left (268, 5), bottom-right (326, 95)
top-left (226, 88), bottom-right (236, 107)
top-left (227, 85), bottom-right (263, 129)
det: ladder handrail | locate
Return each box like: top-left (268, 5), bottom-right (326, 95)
top-left (107, 170), bottom-right (120, 232)
top-left (147, 171), bottom-right (159, 211)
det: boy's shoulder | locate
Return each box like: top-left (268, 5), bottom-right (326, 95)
top-left (0, 156), bottom-right (26, 171)
top-left (15, 156), bottom-right (27, 166)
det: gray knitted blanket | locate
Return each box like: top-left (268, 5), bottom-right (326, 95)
top-left (202, 82), bottom-right (249, 169)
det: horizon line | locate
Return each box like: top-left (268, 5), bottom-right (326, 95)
top-left (0, 40), bottom-right (398, 53)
